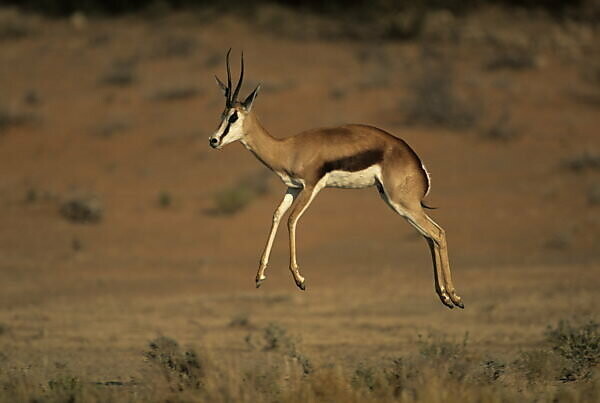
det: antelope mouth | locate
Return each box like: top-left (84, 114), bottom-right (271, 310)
top-left (209, 138), bottom-right (220, 149)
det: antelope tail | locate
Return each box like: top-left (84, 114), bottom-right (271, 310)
top-left (421, 201), bottom-right (438, 210)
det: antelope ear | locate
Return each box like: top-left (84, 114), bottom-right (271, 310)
top-left (242, 84), bottom-right (261, 111)
top-left (214, 75), bottom-right (229, 98)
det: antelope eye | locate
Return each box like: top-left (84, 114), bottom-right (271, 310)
top-left (228, 112), bottom-right (238, 124)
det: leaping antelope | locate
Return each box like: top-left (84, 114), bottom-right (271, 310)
top-left (209, 50), bottom-right (463, 309)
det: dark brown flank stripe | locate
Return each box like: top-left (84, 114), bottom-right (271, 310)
top-left (318, 149), bottom-right (383, 179)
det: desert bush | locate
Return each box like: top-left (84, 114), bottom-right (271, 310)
top-left (262, 322), bottom-right (295, 352)
top-left (262, 323), bottom-right (312, 374)
top-left (563, 151), bottom-right (600, 172)
top-left (151, 85), bottom-right (201, 101)
top-left (47, 375), bottom-right (82, 401)
top-left (544, 231), bottom-right (572, 250)
top-left (100, 59), bottom-right (137, 87)
top-left (228, 313), bottom-right (251, 327)
top-left (514, 349), bottom-right (563, 383)
top-left (484, 47), bottom-right (537, 71)
top-left (545, 319), bottom-right (600, 381)
top-left (481, 109), bottom-right (519, 141)
top-left (567, 86), bottom-right (600, 106)
top-left (144, 336), bottom-right (206, 391)
top-left (212, 187), bottom-right (254, 216)
top-left (149, 35), bottom-right (197, 59)
top-left (478, 359), bottom-right (506, 383)
top-left (0, 10), bottom-right (32, 40)
top-left (59, 195), bottom-right (103, 223)
top-left (246, 323), bottom-right (313, 375)
top-left (355, 47), bottom-right (392, 89)
top-left (404, 51), bottom-right (480, 130)
top-left (352, 363), bottom-right (384, 392)
top-left (417, 332), bottom-right (469, 361)
top-left (23, 90), bottom-right (40, 106)
top-left (93, 120), bottom-right (131, 138)
top-left (0, 105), bottom-right (37, 133)
top-left (416, 332), bottom-right (473, 381)
top-left (209, 171), bottom-right (270, 216)
top-left (588, 184), bottom-right (600, 206)
top-left (157, 191), bottom-right (172, 208)
top-left (24, 187), bottom-right (38, 203)
top-left (242, 364), bottom-right (283, 400)
top-left (581, 62), bottom-right (600, 86)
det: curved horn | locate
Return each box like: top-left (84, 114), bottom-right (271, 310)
top-left (231, 51), bottom-right (244, 104)
top-left (226, 48), bottom-right (232, 106)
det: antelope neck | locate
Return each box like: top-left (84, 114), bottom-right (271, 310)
top-left (240, 114), bottom-right (286, 172)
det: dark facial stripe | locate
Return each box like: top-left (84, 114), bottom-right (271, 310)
top-left (218, 111), bottom-right (238, 143)
top-left (219, 122), bottom-right (231, 142)
top-left (319, 149), bottom-right (383, 178)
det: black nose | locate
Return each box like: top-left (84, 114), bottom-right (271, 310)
top-left (209, 138), bottom-right (218, 147)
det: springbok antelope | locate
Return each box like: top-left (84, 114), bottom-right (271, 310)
top-left (209, 50), bottom-right (463, 309)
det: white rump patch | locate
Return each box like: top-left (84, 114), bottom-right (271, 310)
top-left (421, 162), bottom-right (431, 196)
top-left (325, 165), bottom-right (381, 189)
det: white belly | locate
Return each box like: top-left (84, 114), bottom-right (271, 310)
top-left (325, 165), bottom-right (380, 189)
top-left (275, 171), bottom-right (305, 188)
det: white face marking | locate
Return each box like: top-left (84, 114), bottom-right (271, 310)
top-left (325, 165), bottom-right (381, 189)
top-left (209, 108), bottom-right (246, 149)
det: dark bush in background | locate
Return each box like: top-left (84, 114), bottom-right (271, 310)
top-left (0, 0), bottom-right (597, 21)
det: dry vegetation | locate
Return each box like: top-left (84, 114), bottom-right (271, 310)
top-left (0, 320), bottom-right (598, 402)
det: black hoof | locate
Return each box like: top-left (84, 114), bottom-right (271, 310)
top-left (256, 277), bottom-right (266, 288)
top-left (440, 295), bottom-right (454, 309)
top-left (296, 280), bottom-right (306, 291)
top-left (450, 292), bottom-right (464, 309)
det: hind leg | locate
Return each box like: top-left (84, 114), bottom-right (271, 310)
top-left (402, 207), bottom-right (463, 308)
top-left (422, 214), bottom-right (463, 307)
top-left (378, 181), bottom-right (463, 308)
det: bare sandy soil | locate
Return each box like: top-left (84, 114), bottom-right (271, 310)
top-left (0, 7), bottom-right (598, 401)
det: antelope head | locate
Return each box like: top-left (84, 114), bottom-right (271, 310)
top-left (209, 49), bottom-right (261, 149)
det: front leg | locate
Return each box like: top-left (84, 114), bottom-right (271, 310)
top-left (286, 183), bottom-right (323, 290)
top-left (256, 188), bottom-right (300, 288)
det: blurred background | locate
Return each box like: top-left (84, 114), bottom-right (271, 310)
top-left (0, 0), bottom-right (598, 400)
